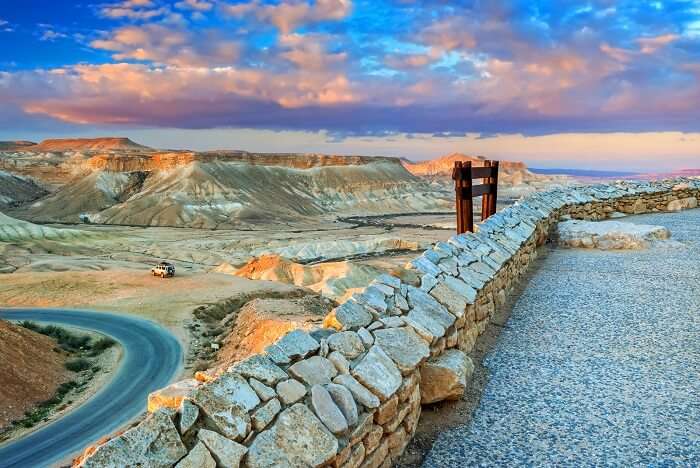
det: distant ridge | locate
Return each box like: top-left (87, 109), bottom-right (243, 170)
top-left (402, 153), bottom-right (527, 176)
top-left (26, 137), bottom-right (152, 152)
top-left (0, 141), bottom-right (36, 151)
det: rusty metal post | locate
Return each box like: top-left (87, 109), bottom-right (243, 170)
top-left (452, 162), bottom-right (464, 234)
top-left (490, 160), bottom-right (499, 216)
top-left (481, 160), bottom-right (492, 221)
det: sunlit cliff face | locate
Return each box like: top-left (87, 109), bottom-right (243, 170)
top-left (0, 1), bottom-right (699, 168)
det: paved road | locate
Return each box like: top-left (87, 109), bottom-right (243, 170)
top-left (0, 308), bottom-right (182, 468)
top-left (424, 210), bottom-right (700, 466)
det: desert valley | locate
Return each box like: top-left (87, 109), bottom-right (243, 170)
top-left (0, 137), bottom-right (571, 448)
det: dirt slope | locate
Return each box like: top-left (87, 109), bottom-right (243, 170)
top-left (228, 254), bottom-right (385, 301)
top-left (0, 171), bottom-right (48, 207)
top-left (0, 141), bottom-right (36, 151)
top-left (0, 320), bottom-right (69, 430)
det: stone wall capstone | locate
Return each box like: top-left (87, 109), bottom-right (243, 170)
top-left (75, 178), bottom-right (700, 467)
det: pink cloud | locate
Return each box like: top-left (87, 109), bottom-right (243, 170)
top-left (225, 0), bottom-right (352, 34)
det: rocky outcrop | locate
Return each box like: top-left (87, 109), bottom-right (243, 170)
top-left (556, 220), bottom-right (671, 249)
top-left (76, 177), bottom-right (700, 468)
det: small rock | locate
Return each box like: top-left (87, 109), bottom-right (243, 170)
top-left (288, 355), bottom-right (338, 386)
top-left (147, 379), bottom-right (200, 413)
top-left (276, 330), bottom-right (320, 361)
top-left (328, 350), bottom-right (350, 374)
top-left (420, 349), bottom-right (474, 404)
top-left (229, 354), bottom-right (288, 386)
top-left (178, 399), bottom-right (199, 435)
top-left (246, 403), bottom-right (338, 467)
top-left (327, 331), bottom-right (366, 359)
top-left (275, 379), bottom-right (307, 405)
top-left (351, 345), bottom-right (402, 401)
top-left (197, 429), bottom-right (247, 467)
top-left (78, 410), bottom-right (187, 467)
top-left (252, 398), bottom-right (282, 431)
top-left (311, 384), bottom-right (348, 434)
top-left (175, 442), bottom-right (216, 468)
top-left (325, 383), bottom-right (359, 427)
top-left (333, 374), bottom-right (380, 409)
top-left (249, 378), bottom-right (277, 402)
top-left (357, 327), bottom-right (374, 347)
top-left (331, 301), bottom-right (374, 330)
top-left (372, 327), bottom-right (430, 374)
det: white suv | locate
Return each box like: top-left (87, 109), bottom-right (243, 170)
top-left (151, 262), bottom-right (175, 278)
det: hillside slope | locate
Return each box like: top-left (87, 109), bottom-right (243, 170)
top-left (0, 171), bottom-right (48, 207)
top-left (17, 152), bottom-right (450, 227)
top-left (0, 320), bottom-right (68, 430)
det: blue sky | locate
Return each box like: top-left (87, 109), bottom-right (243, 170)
top-left (0, 1), bottom-right (699, 169)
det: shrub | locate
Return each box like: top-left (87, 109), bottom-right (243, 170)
top-left (65, 358), bottom-right (92, 372)
top-left (91, 337), bottom-right (117, 353)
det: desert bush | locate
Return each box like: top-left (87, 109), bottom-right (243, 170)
top-left (19, 321), bottom-right (92, 351)
top-left (91, 337), bottom-right (116, 354)
top-left (65, 358), bottom-right (92, 372)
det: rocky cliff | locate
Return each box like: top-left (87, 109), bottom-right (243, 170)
top-left (25, 137), bottom-right (151, 152)
top-left (9, 151), bottom-right (450, 227)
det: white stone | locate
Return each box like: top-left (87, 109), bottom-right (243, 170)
top-left (275, 379), bottom-right (307, 405)
top-left (288, 356), bottom-right (338, 386)
top-left (351, 345), bottom-right (402, 401)
top-left (311, 384), bottom-right (348, 434)
top-left (175, 442), bottom-right (216, 468)
top-left (333, 374), bottom-right (381, 409)
top-left (246, 403), bottom-right (338, 467)
top-left (197, 429), bottom-right (247, 468)
top-left (557, 219), bottom-right (671, 250)
top-left (78, 410), bottom-right (187, 468)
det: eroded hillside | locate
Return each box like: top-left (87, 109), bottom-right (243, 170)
top-left (2, 147), bottom-right (451, 228)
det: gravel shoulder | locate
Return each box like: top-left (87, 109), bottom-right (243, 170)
top-left (420, 209), bottom-right (700, 467)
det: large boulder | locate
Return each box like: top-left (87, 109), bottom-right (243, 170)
top-left (147, 379), bottom-right (201, 413)
top-left (246, 403), bottom-right (339, 467)
top-left (556, 220), bottom-right (670, 249)
top-left (667, 197), bottom-right (698, 212)
top-left (78, 410), bottom-right (187, 467)
top-left (420, 349), bottom-right (474, 404)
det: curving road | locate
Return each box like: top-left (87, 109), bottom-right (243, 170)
top-left (0, 308), bottom-right (182, 468)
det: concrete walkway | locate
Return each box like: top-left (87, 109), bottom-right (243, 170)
top-left (424, 210), bottom-right (700, 467)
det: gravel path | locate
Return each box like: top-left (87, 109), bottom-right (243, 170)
top-left (424, 210), bottom-right (700, 467)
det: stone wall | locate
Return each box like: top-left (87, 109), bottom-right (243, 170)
top-left (75, 178), bottom-right (700, 468)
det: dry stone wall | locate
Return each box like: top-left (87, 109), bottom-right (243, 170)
top-left (76, 178), bottom-right (700, 468)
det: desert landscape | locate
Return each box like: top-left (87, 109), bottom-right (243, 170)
top-left (2, 1), bottom-right (698, 466)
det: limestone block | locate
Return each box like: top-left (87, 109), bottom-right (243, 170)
top-left (312, 384), bottom-right (349, 434)
top-left (197, 429), bottom-right (247, 468)
top-left (275, 379), bottom-right (307, 405)
top-left (420, 349), bottom-right (474, 404)
top-left (175, 442), bottom-right (215, 468)
top-left (333, 374), bottom-right (381, 409)
top-left (78, 410), bottom-right (187, 468)
top-left (276, 329), bottom-right (320, 361)
top-left (351, 345), bottom-right (402, 401)
top-left (326, 383), bottom-right (359, 427)
top-left (178, 399), bottom-right (199, 435)
top-left (229, 354), bottom-right (288, 386)
top-left (374, 395), bottom-right (398, 425)
top-left (252, 398), bottom-right (281, 431)
top-left (328, 331), bottom-right (366, 359)
top-left (289, 355), bottom-right (338, 386)
top-left (372, 327), bottom-right (430, 374)
top-left (148, 379), bottom-right (200, 413)
top-left (246, 403), bottom-right (338, 468)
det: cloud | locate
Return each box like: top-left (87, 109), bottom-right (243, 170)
top-left (2, 0), bottom-right (699, 137)
top-left (637, 34), bottom-right (679, 53)
top-left (175, 0), bottom-right (213, 11)
top-left (91, 24), bottom-right (240, 67)
top-left (224, 0), bottom-right (353, 34)
top-left (39, 29), bottom-right (68, 41)
top-left (100, 0), bottom-right (169, 20)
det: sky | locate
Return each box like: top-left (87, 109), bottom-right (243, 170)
top-left (0, 0), bottom-right (699, 170)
